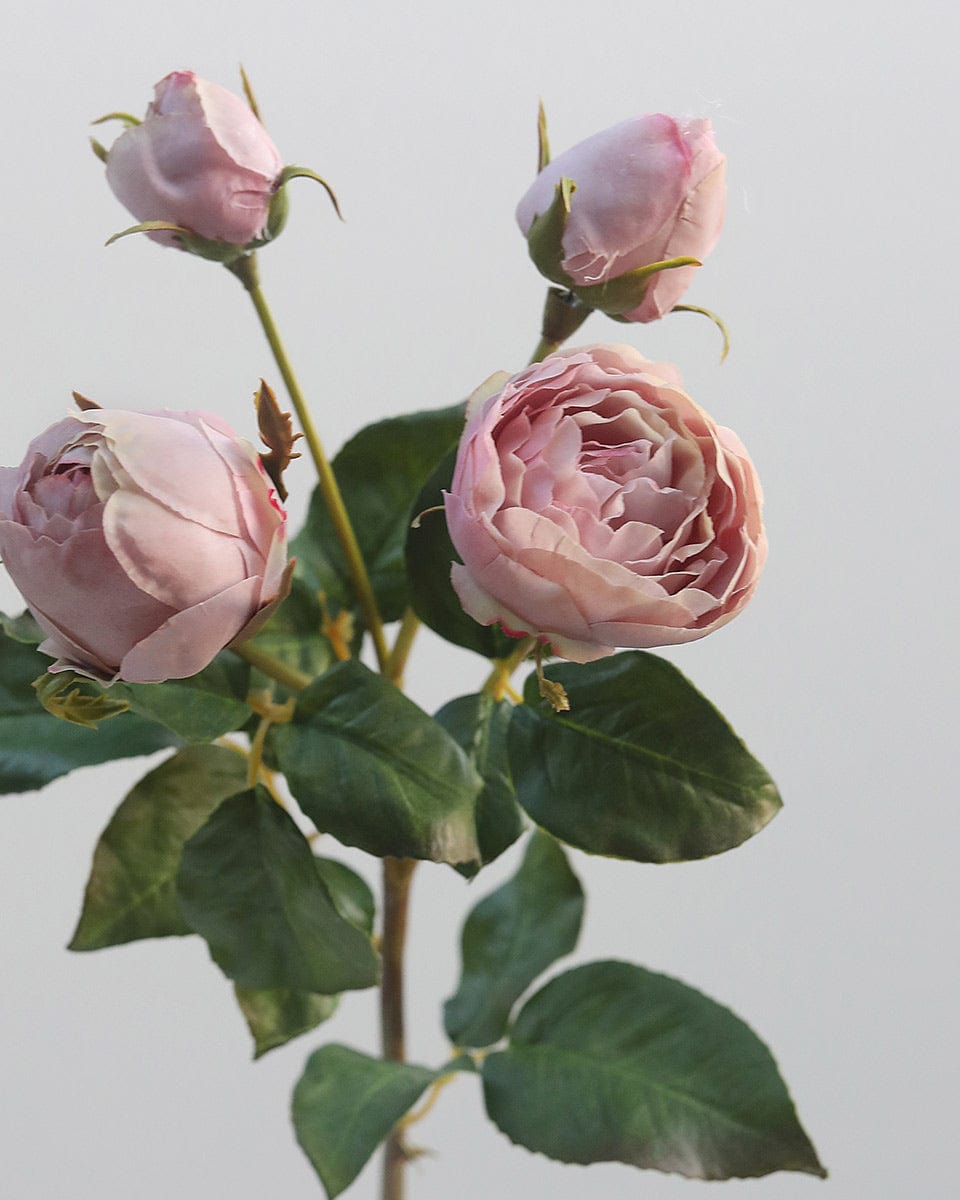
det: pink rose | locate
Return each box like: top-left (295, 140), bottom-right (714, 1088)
top-left (516, 115), bottom-right (726, 323)
top-left (105, 70), bottom-right (283, 248)
top-left (0, 409), bottom-right (290, 684)
top-left (444, 345), bottom-right (765, 663)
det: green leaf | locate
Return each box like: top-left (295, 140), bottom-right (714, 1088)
top-left (444, 829), bottom-right (584, 1048)
top-left (231, 857), bottom-right (373, 1058)
top-left (111, 652), bottom-right (251, 741)
top-left (434, 693), bottom-right (525, 871)
top-left (293, 404), bottom-right (466, 622)
top-left (234, 985), bottom-right (339, 1060)
top-left (69, 744), bottom-right (249, 950)
top-left (508, 652), bottom-right (781, 862)
top-left (176, 786), bottom-right (380, 993)
top-left (293, 1044), bottom-right (440, 1199)
top-left (0, 632), bottom-right (178, 793)
top-left (245, 574), bottom-right (332, 690)
top-left (482, 960), bottom-right (826, 1180)
top-left (272, 659), bottom-right (481, 865)
top-left (0, 609), bottom-right (43, 644)
top-left (404, 446), bottom-right (515, 658)
top-left (314, 856), bottom-right (376, 934)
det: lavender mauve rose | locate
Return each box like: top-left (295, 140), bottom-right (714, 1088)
top-left (444, 345), bottom-right (766, 663)
top-left (516, 115), bottom-right (726, 323)
top-left (0, 409), bottom-right (290, 684)
top-left (105, 70), bottom-right (283, 247)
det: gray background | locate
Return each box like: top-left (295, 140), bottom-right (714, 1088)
top-left (1, 1), bottom-right (956, 1196)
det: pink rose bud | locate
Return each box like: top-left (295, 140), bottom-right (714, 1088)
top-left (0, 409), bottom-right (291, 684)
top-left (444, 345), bottom-right (765, 663)
top-left (516, 115), bottom-right (726, 323)
top-left (105, 70), bottom-right (283, 250)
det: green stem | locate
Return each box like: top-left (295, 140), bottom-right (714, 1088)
top-left (529, 286), bottom-right (592, 364)
top-left (380, 857), bottom-right (417, 1200)
top-left (386, 609), bottom-right (421, 688)
top-left (228, 253), bottom-right (390, 673)
top-left (231, 641), bottom-right (311, 693)
top-left (482, 636), bottom-right (537, 701)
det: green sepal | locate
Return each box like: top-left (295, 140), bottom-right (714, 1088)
top-left (508, 652), bottom-right (781, 863)
top-left (91, 111), bottom-right (141, 127)
top-left (89, 137), bottom-right (108, 163)
top-left (444, 829), bottom-right (584, 1048)
top-left (0, 631), bottom-right (178, 793)
top-left (672, 302), bottom-right (731, 362)
top-left (536, 100), bottom-right (550, 173)
top-left (105, 220), bottom-right (256, 265)
top-left (482, 960), bottom-right (827, 1180)
top-left (32, 671), bottom-right (129, 729)
top-left (293, 1044), bottom-right (440, 1200)
top-left (271, 659), bottom-right (482, 866)
top-left (176, 786), bottom-right (380, 993)
top-left (69, 744), bottom-right (250, 951)
top-left (525, 176), bottom-right (576, 288)
top-left (277, 164), bottom-right (344, 220)
top-left (434, 693), bottom-right (525, 873)
top-left (404, 445), bottom-right (516, 659)
top-left (573, 254), bottom-right (701, 316)
top-left (234, 986), bottom-right (339, 1059)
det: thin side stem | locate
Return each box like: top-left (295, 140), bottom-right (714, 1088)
top-left (380, 857), bottom-right (418, 1200)
top-left (228, 253), bottom-right (390, 672)
top-left (482, 636), bottom-right (537, 701)
top-left (386, 608), bottom-right (421, 688)
top-left (231, 640), bottom-right (311, 693)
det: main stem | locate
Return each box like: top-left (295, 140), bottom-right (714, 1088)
top-left (380, 857), bottom-right (417, 1200)
top-left (228, 253), bottom-right (390, 672)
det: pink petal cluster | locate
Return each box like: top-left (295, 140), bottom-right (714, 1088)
top-left (0, 409), bottom-right (290, 683)
top-left (516, 115), bottom-right (726, 322)
top-left (105, 70), bottom-right (283, 246)
top-left (445, 345), bottom-right (765, 663)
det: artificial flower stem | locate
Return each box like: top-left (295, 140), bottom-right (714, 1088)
top-left (386, 608), bottom-right (421, 688)
top-left (482, 636), bottom-right (537, 701)
top-left (231, 640), bottom-right (311, 693)
top-left (380, 856), bottom-right (418, 1200)
top-left (228, 252), bottom-right (390, 672)
top-left (529, 286), bottom-right (592, 364)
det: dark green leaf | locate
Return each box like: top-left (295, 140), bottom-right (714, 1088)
top-left (246, 574), bottom-right (332, 689)
top-left (293, 1044), bottom-right (439, 1199)
top-left (273, 659), bottom-right (481, 865)
top-left (0, 632), bottom-right (178, 793)
top-left (293, 404), bottom-right (466, 622)
top-left (314, 856), bottom-right (376, 934)
top-left (404, 446), bottom-right (515, 658)
top-left (176, 786), bottom-right (380, 993)
top-left (434, 693), bottom-right (525, 872)
top-left (482, 960), bottom-right (826, 1180)
top-left (69, 744), bottom-right (249, 950)
top-left (509, 652), bottom-right (781, 862)
top-left (0, 609), bottom-right (43, 644)
top-left (112, 652), bottom-right (251, 741)
top-left (234, 985), bottom-right (338, 1060)
top-left (444, 829), bottom-right (583, 1048)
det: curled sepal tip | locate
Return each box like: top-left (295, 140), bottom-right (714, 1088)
top-left (72, 390), bottom-right (102, 412)
top-left (537, 100), bottom-right (550, 174)
top-left (89, 137), bottom-right (108, 164)
top-left (238, 63), bottom-right (263, 122)
top-left (577, 255), bottom-right (702, 317)
top-left (105, 219), bottom-right (192, 247)
top-left (277, 165), bottom-right (344, 221)
top-left (91, 111), bottom-right (141, 128)
top-left (32, 672), bottom-right (130, 729)
top-left (672, 303), bottom-right (731, 363)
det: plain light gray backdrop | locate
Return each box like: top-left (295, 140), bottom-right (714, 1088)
top-left (1, 1), bottom-right (956, 1196)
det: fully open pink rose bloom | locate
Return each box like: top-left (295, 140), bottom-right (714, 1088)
top-left (105, 70), bottom-right (283, 246)
top-left (0, 409), bottom-right (290, 683)
top-left (445, 346), bottom-right (766, 663)
top-left (516, 115), bottom-right (726, 322)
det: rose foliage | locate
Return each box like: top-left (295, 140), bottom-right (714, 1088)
top-left (0, 71), bottom-right (824, 1200)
